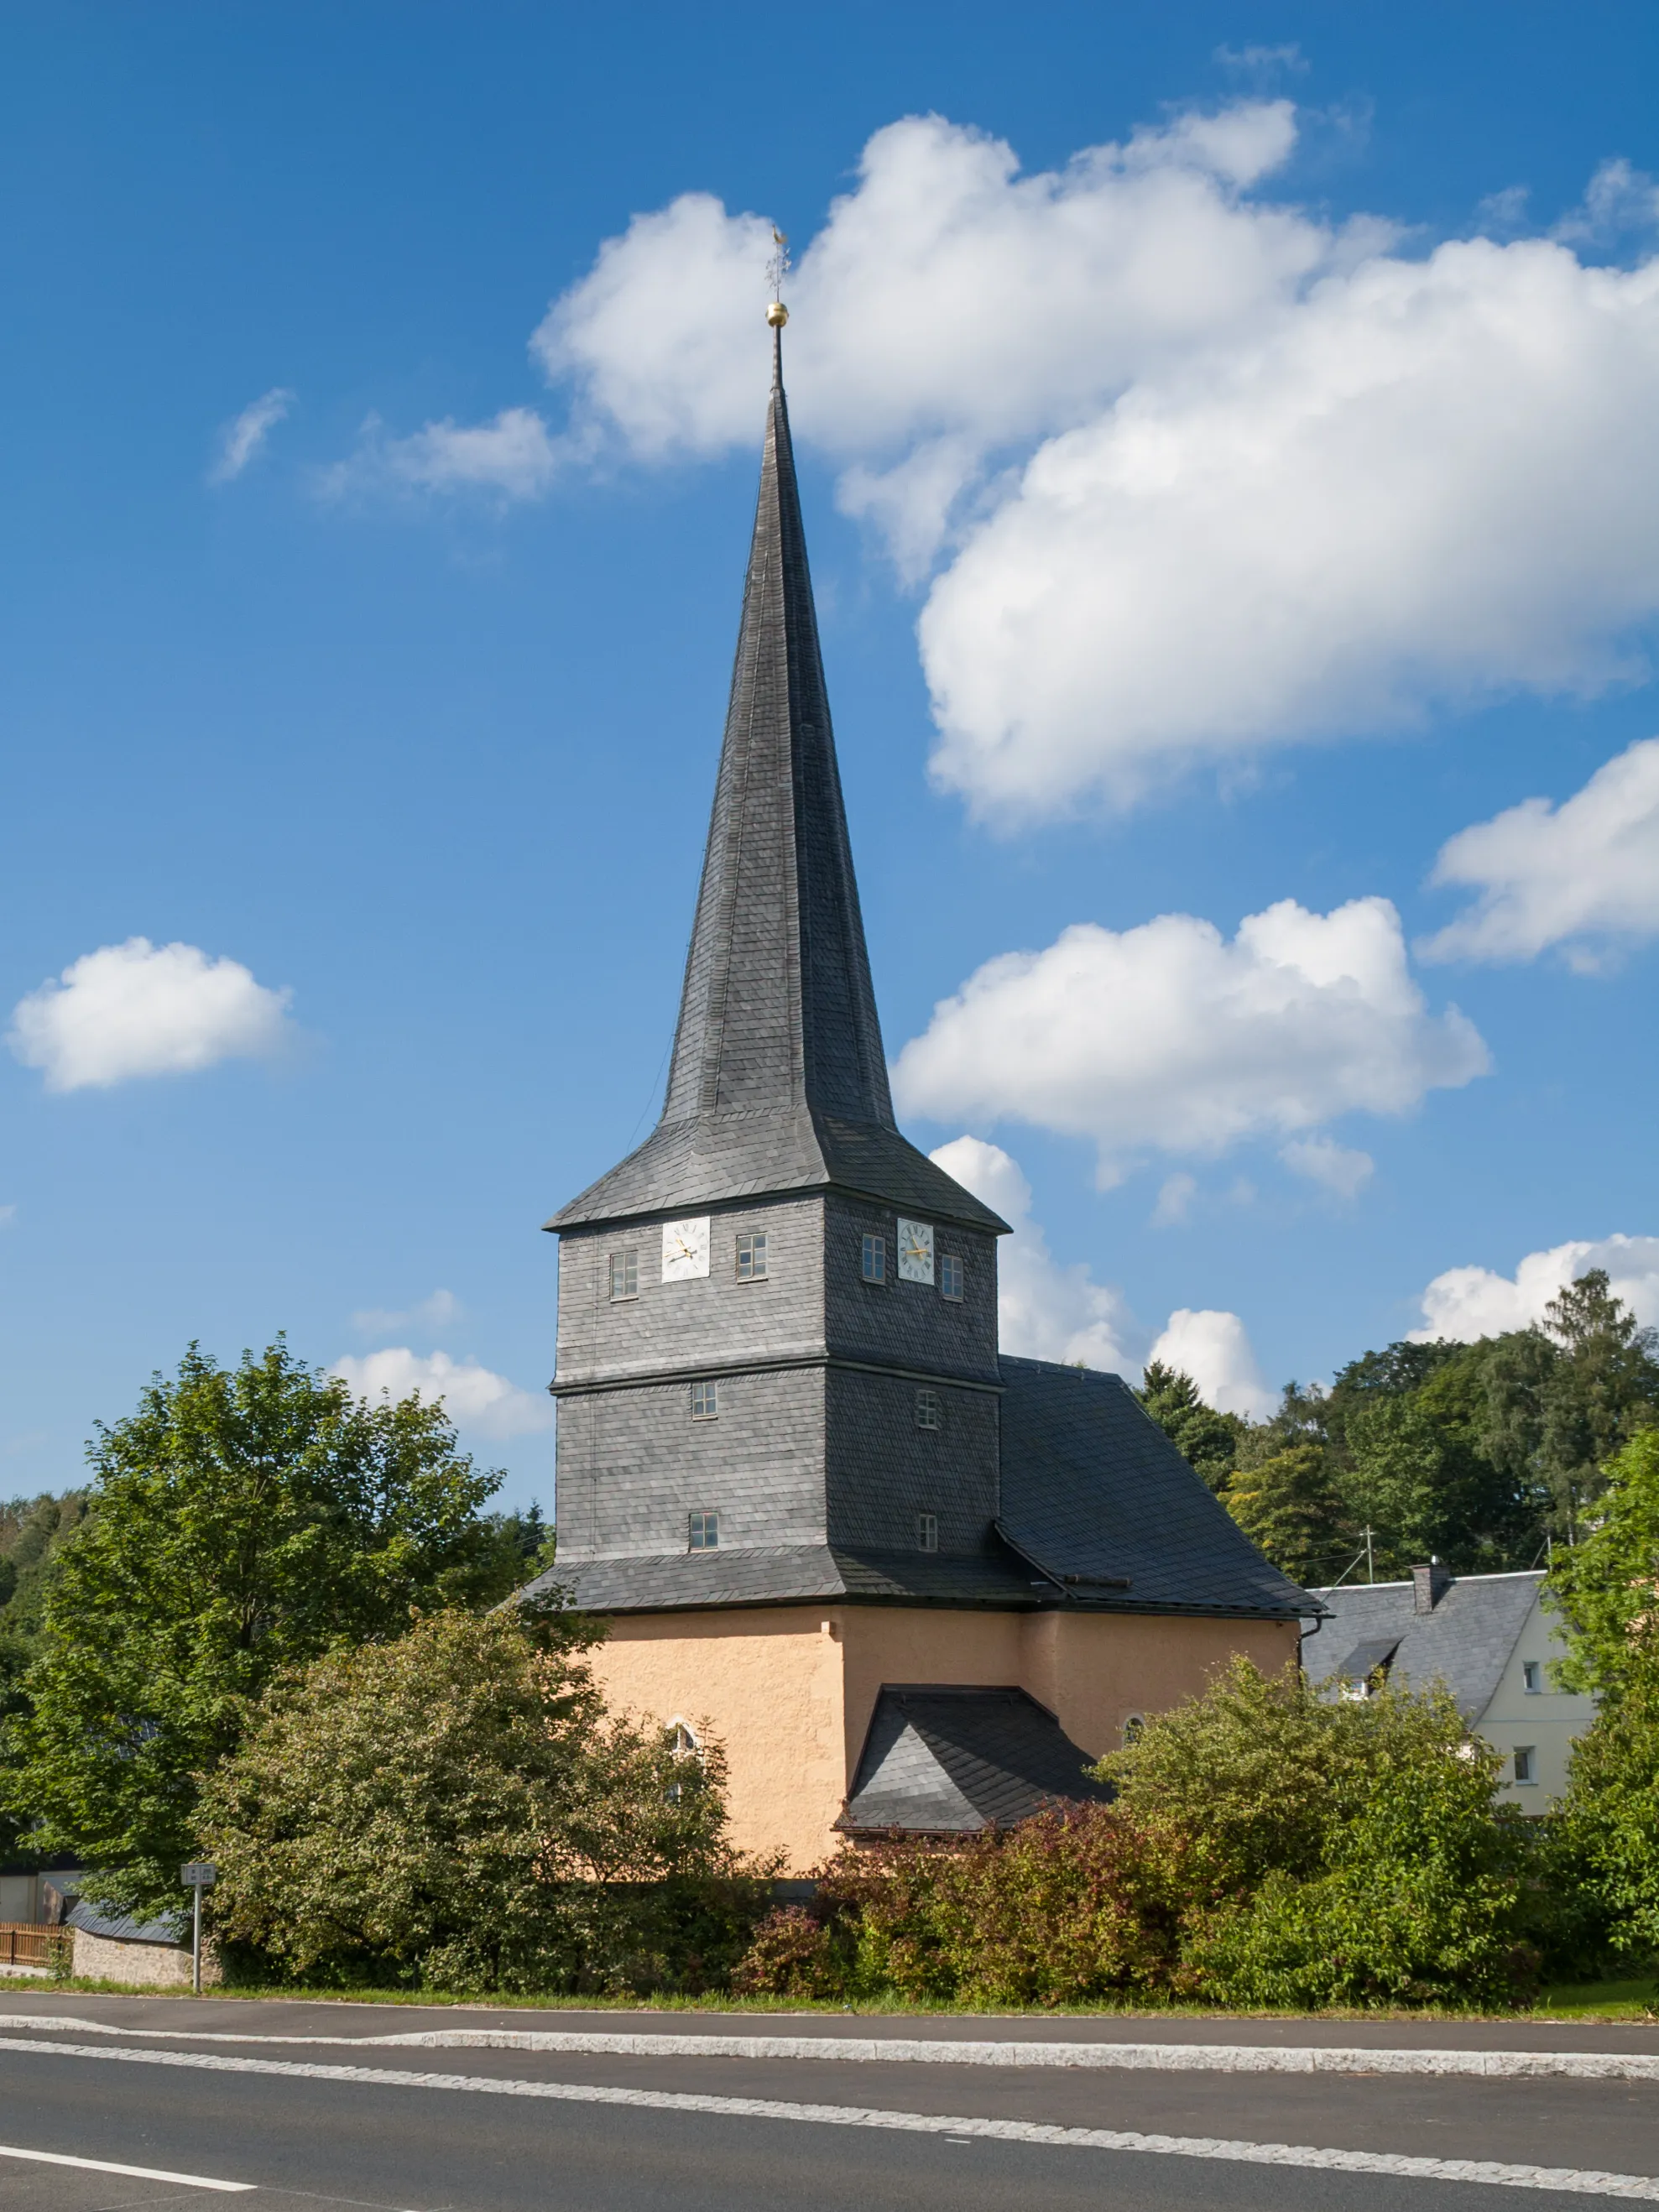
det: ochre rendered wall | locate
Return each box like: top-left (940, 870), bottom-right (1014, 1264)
top-left (591, 1604), bottom-right (1299, 1872)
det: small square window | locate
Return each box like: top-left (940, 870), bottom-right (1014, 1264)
top-left (916, 1512), bottom-right (938, 1553)
top-left (688, 1510), bottom-right (719, 1551)
top-left (1521, 1660), bottom-right (1542, 1693)
top-left (1513, 1745), bottom-right (1536, 1785)
top-left (915, 1388), bottom-right (941, 1431)
top-left (608, 1249), bottom-right (638, 1302)
top-left (861, 1233), bottom-right (886, 1284)
top-left (691, 1379), bottom-right (719, 1420)
top-left (736, 1231), bottom-right (769, 1282)
top-left (939, 1254), bottom-right (963, 1301)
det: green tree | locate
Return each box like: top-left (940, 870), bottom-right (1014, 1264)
top-left (201, 1604), bottom-right (764, 1993)
top-left (1136, 1364), bottom-right (1244, 1493)
top-left (3, 1340), bottom-right (508, 1912)
top-left (1223, 1442), bottom-right (1351, 1585)
top-left (0, 1491), bottom-right (91, 1861)
top-left (1536, 1271), bottom-right (1659, 1541)
top-left (1547, 1427), bottom-right (1659, 1701)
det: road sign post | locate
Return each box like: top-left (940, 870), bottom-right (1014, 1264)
top-left (180, 1861), bottom-right (217, 1995)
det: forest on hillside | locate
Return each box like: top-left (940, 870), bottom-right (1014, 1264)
top-left (1137, 1269), bottom-right (1659, 1587)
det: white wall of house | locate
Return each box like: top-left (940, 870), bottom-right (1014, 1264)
top-left (1475, 1590), bottom-right (1597, 1808)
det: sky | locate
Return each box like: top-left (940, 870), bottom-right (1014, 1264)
top-left (3, 2), bottom-right (1659, 1515)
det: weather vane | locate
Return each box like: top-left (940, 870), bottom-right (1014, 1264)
top-left (766, 227), bottom-right (790, 328)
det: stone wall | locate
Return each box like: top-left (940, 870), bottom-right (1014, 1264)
top-left (72, 1928), bottom-right (219, 1987)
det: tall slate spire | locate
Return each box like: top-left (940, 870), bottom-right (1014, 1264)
top-left (549, 324), bottom-right (1005, 1235)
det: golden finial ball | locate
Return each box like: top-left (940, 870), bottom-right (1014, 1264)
top-left (766, 300), bottom-right (789, 328)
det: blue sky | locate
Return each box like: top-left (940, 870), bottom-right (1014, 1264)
top-left (4, 2), bottom-right (1658, 1513)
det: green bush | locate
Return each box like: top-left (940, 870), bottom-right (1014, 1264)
top-left (200, 1604), bottom-right (775, 1994)
top-left (736, 1661), bottom-right (1551, 2011)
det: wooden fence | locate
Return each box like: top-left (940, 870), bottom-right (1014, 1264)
top-left (0, 1922), bottom-right (55, 1968)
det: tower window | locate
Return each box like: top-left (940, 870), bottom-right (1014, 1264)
top-left (916, 1512), bottom-right (938, 1553)
top-left (940, 1254), bottom-right (963, 1301)
top-left (688, 1510), bottom-right (720, 1551)
top-left (608, 1249), bottom-right (638, 1302)
top-left (1522, 1660), bottom-right (1542, 1693)
top-left (736, 1232), bottom-right (768, 1281)
top-left (861, 1233), bottom-right (886, 1284)
top-left (691, 1379), bottom-right (719, 1420)
top-left (1513, 1745), bottom-right (1536, 1785)
top-left (915, 1389), bottom-right (941, 1431)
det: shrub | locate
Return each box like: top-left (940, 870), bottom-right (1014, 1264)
top-left (200, 1603), bottom-right (774, 1993)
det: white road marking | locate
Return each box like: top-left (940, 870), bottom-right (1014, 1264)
top-left (0, 2140), bottom-right (253, 2189)
top-left (1, 2014), bottom-right (1656, 2082)
top-left (2, 2034), bottom-right (1657, 2198)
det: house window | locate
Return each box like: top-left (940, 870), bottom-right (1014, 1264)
top-left (691, 1379), bottom-right (719, 1420)
top-left (1514, 1745), bottom-right (1537, 1786)
top-left (940, 1253), bottom-right (963, 1301)
top-left (916, 1512), bottom-right (938, 1553)
top-left (688, 1510), bottom-right (720, 1551)
top-left (915, 1389), bottom-right (941, 1431)
top-left (1122, 1713), bottom-right (1145, 1746)
top-left (1522, 1660), bottom-right (1542, 1693)
top-left (667, 1719), bottom-right (700, 1756)
top-left (608, 1249), bottom-right (638, 1302)
top-left (736, 1232), bottom-right (768, 1281)
top-left (861, 1233), bottom-right (886, 1284)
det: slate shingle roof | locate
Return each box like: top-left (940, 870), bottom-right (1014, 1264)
top-left (1302, 1571), bottom-right (1543, 1719)
top-left (547, 331), bottom-right (1003, 1239)
top-left (66, 1898), bottom-right (185, 1946)
top-left (837, 1685), bottom-right (1113, 1834)
top-left (997, 1357), bottom-right (1316, 1620)
top-left (529, 1542), bottom-right (1037, 1615)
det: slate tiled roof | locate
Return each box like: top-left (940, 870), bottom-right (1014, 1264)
top-left (997, 1357), bottom-right (1316, 1620)
top-left (1302, 1571), bottom-right (1543, 1719)
top-left (523, 1542), bottom-right (1039, 1615)
top-left (66, 1898), bottom-right (185, 1946)
top-left (547, 333), bottom-right (1004, 1240)
top-left (837, 1686), bottom-right (1113, 1834)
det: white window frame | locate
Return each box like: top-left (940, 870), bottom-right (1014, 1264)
top-left (687, 1510), bottom-right (720, 1552)
top-left (690, 1379), bottom-right (719, 1421)
top-left (861, 1232), bottom-right (886, 1285)
top-left (1513, 1745), bottom-right (1537, 1785)
top-left (1521, 1660), bottom-right (1542, 1693)
top-left (939, 1253), bottom-right (964, 1301)
top-left (736, 1231), bottom-right (768, 1282)
top-left (916, 1511), bottom-right (938, 1553)
top-left (915, 1388), bottom-right (942, 1432)
top-left (608, 1249), bottom-right (639, 1302)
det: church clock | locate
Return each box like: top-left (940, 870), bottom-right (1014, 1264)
top-left (896, 1218), bottom-right (935, 1285)
top-left (660, 1217), bottom-right (711, 1281)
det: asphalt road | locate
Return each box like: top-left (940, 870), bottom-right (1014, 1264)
top-left (3, 1999), bottom-right (1657, 2212)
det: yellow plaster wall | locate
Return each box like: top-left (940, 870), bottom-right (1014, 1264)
top-left (592, 1604), bottom-right (1299, 1872)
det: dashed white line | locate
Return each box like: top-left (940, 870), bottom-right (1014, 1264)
top-left (3, 2034), bottom-right (1658, 2198)
top-left (0, 2140), bottom-right (253, 2190)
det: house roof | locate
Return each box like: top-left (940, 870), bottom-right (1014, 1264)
top-left (546, 331), bottom-right (1004, 1240)
top-left (837, 1685), bottom-right (1113, 1834)
top-left (532, 1542), bottom-right (1039, 1615)
top-left (66, 1898), bottom-right (185, 1946)
top-left (1302, 1569), bottom-right (1544, 1719)
top-left (996, 1358), bottom-right (1317, 1620)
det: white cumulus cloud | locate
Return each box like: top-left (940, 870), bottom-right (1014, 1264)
top-left (1147, 1308), bottom-right (1275, 1420)
top-left (210, 387), bottom-right (295, 483)
top-left (8, 938), bottom-right (294, 1093)
top-left (930, 1135), bottom-right (1270, 1415)
top-left (931, 1135), bottom-right (1136, 1369)
top-left (331, 1348), bottom-right (555, 1440)
top-left (1421, 737), bottom-right (1659, 967)
top-left (1281, 1135), bottom-right (1375, 1199)
top-left (326, 407), bottom-right (563, 502)
top-left (351, 1289), bottom-right (462, 1337)
top-left (896, 898), bottom-right (1487, 1182)
top-left (1414, 1234), bottom-right (1659, 1343)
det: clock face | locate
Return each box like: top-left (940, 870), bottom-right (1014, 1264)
top-left (660, 1216), bottom-right (711, 1281)
top-left (896, 1217), bottom-right (935, 1285)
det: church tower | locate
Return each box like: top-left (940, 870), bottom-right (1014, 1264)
top-left (534, 307), bottom-right (1310, 1870)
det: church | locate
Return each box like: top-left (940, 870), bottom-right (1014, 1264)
top-left (523, 306), bottom-right (1312, 1873)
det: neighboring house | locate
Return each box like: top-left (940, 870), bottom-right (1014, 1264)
top-left (1303, 1565), bottom-right (1597, 1807)
top-left (516, 320), bottom-right (1314, 1872)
